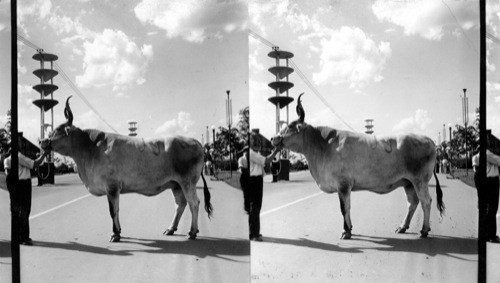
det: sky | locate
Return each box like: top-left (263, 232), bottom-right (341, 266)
top-left (0, 0), bottom-right (248, 146)
top-left (249, 0), bottom-right (500, 142)
top-left (0, 0), bottom-right (499, 147)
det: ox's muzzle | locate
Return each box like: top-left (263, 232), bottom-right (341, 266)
top-left (40, 138), bottom-right (52, 152)
top-left (271, 135), bottom-right (284, 148)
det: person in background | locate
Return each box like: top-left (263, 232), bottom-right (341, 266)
top-left (238, 145), bottom-right (250, 213)
top-left (472, 144), bottom-right (500, 243)
top-left (4, 143), bottom-right (49, 246)
top-left (248, 133), bottom-right (281, 242)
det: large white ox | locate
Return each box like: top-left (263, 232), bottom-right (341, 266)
top-left (271, 94), bottom-right (444, 239)
top-left (41, 97), bottom-right (213, 242)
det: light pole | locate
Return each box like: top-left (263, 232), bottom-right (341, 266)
top-left (448, 123), bottom-right (453, 176)
top-left (212, 125), bottom-right (216, 176)
top-left (462, 88), bottom-right (469, 175)
top-left (226, 90), bottom-right (233, 178)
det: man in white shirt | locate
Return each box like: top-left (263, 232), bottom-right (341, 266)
top-left (5, 145), bottom-right (49, 245)
top-left (248, 133), bottom-right (281, 242)
top-left (472, 146), bottom-right (500, 243)
top-left (238, 146), bottom-right (250, 213)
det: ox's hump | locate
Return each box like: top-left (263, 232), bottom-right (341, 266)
top-left (165, 136), bottom-right (204, 176)
top-left (398, 134), bottom-right (436, 174)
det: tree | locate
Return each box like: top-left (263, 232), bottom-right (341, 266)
top-left (236, 106), bottom-right (249, 146)
top-left (0, 110), bottom-right (11, 155)
top-left (450, 124), bottom-right (478, 156)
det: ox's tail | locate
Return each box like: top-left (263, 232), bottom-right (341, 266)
top-left (434, 170), bottom-right (445, 216)
top-left (201, 172), bottom-right (213, 219)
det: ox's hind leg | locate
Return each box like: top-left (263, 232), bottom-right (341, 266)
top-left (413, 180), bottom-right (433, 238)
top-left (107, 191), bottom-right (121, 242)
top-left (181, 180), bottom-right (200, 240)
top-left (338, 188), bottom-right (353, 239)
top-left (164, 185), bottom-right (187, 236)
top-left (396, 184), bottom-right (419, 234)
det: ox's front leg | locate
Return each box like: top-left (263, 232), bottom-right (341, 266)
top-left (107, 190), bottom-right (122, 242)
top-left (164, 186), bottom-right (187, 236)
top-left (338, 186), bottom-right (353, 240)
top-left (182, 181), bottom-right (200, 240)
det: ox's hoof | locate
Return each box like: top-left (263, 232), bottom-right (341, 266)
top-left (395, 227), bottom-right (408, 234)
top-left (187, 229), bottom-right (200, 240)
top-left (419, 230), bottom-right (429, 238)
top-left (163, 228), bottom-right (177, 236)
top-left (340, 231), bottom-right (352, 240)
top-left (110, 234), bottom-right (121, 242)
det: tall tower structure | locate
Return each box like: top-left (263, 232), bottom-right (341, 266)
top-left (267, 47), bottom-right (294, 181)
top-left (365, 119), bottom-right (374, 134)
top-left (128, 121), bottom-right (138, 137)
top-left (32, 49), bottom-right (58, 184)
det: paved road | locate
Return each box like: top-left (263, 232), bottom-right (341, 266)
top-left (1, 171), bottom-right (499, 282)
top-left (0, 173), bottom-right (249, 283)
top-left (251, 171), bottom-right (482, 283)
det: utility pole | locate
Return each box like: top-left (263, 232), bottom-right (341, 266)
top-left (462, 88), bottom-right (469, 175)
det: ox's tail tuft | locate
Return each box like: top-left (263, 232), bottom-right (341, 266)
top-left (201, 172), bottom-right (213, 219)
top-left (434, 170), bottom-right (445, 216)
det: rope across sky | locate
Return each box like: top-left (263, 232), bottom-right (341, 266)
top-left (248, 29), bottom-right (357, 132)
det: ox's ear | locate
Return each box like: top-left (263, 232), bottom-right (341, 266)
top-left (64, 125), bottom-right (74, 136)
top-left (296, 123), bottom-right (303, 133)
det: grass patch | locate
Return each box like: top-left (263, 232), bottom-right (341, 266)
top-left (452, 169), bottom-right (475, 188)
top-left (0, 172), bottom-right (6, 191)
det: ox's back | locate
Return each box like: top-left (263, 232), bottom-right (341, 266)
top-left (302, 126), bottom-right (436, 193)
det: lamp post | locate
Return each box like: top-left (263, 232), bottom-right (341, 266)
top-left (226, 90), bottom-right (233, 178)
top-left (448, 123), bottom-right (453, 176)
top-left (212, 125), bottom-right (216, 176)
top-left (462, 88), bottom-right (469, 175)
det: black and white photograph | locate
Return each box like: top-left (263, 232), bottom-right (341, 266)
top-left (1, 0), bottom-right (249, 282)
top-left (0, 0), bottom-right (500, 282)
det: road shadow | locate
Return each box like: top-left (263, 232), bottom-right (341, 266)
top-left (32, 236), bottom-right (249, 262)
top-left (260, 236), bottom-right (363, 254)
top-left (264, 234), bottom-right (476, 261)
top-left (353, 234), bottom-right (476, 260)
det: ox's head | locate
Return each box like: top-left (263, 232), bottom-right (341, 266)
top-left (271, 93), bottom-right (307, 153)
top-left (40, 96), bottom-right (76, 156)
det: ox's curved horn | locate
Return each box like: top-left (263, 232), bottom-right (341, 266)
top-left (296, 93), bottom-right (305, 122)
top-left (64, 96), bottom-right (73, 125)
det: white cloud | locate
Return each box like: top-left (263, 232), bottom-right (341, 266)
top-left (372, 0), bottom-right (477, 41)
top-left (75, 29), bottom-right (153, 92)
top-left (155, 111), bottom-right (196, 137)
top-left (249, 37), bottom-right (265, 74)
top-left (393, 109), bottom-right (432, 134)
top-left (312, 26), bottom-right (391, 89)
top-left (249, 0), bottom-right (290, 36)
top-left (0, 113), bottom-right (9, 128)
top-left (74, 110), bottom-right (109, 131)
top-left (134, 0), bottom-right (247, 43)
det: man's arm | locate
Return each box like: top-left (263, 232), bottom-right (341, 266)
top-left (264, 147), bottom-right (281, 166)
top-left (486, 150), bottom-right (500, 167)
top-left (18, 151), bottom-right (49, 169)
